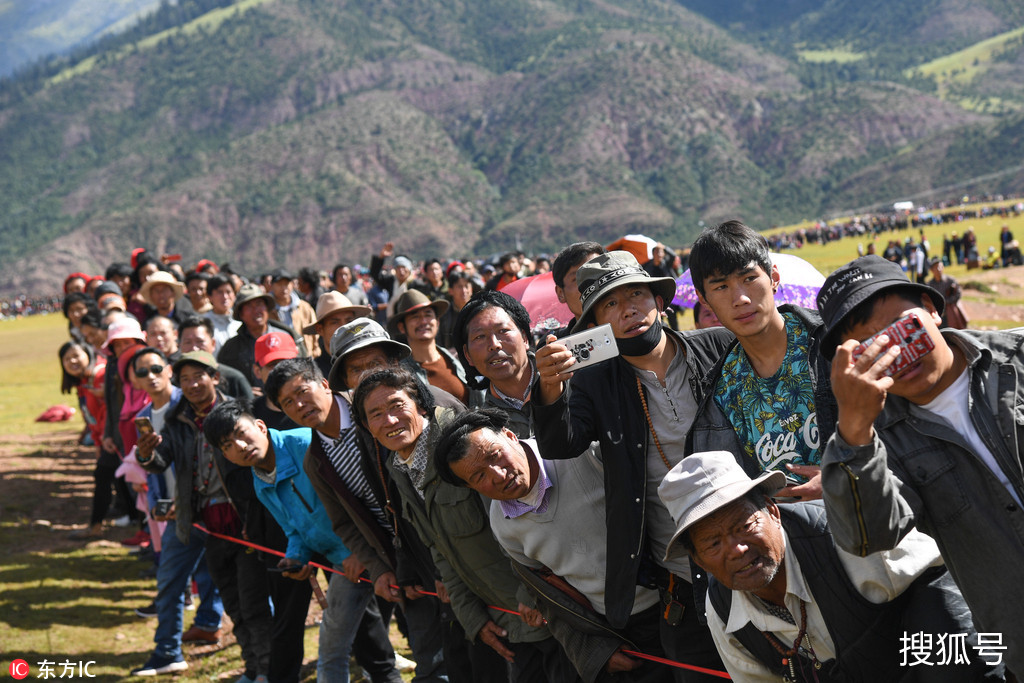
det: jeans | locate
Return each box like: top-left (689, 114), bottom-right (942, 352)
top-left (153, 525), bottom-right (223, 659)
top-left (318, 570), bottom-right (370, 680)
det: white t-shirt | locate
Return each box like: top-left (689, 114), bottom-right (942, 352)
top-left (920, 368), bottom-right (1022, 506)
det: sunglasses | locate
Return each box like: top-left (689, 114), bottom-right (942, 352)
top-left (135, 364), bottom-right (165, 378)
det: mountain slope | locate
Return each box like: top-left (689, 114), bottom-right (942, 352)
top-left (0, 0), bottom-right (1021, 295)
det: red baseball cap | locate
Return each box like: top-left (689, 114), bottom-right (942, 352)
top-left (254, 331), bottom-right (298, 367)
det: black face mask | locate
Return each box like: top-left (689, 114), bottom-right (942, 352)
top-left (617, 320), bottom-right (664, 357)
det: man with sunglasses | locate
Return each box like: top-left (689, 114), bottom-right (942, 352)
top-left (128, 347), bottom-right (224, 676)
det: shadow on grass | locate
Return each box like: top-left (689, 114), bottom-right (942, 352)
top-left (0, 546), bottom-right (156, 631)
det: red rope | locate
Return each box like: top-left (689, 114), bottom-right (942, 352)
top-left (193, 523), bottom-right (731, 679)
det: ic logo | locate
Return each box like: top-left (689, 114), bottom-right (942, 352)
top-left (9, 659), bottom-right (29, 680)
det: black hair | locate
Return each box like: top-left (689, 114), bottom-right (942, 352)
top-left (79, 311), bottom-right (105, 331)
top-left (551, 242), bottom-right (606, 289)
top-left (62, 292), bottom-right (97, 319)
top-left (434, 408), bottom-right (510, 487)
top-left (679, 489), bottom-right (771, 554)
top-left (447, 269), bottom-right (483, 291)
top-left (184, 271), bottom-right (210, 286)
top-left (177, 315), bottom-right (214, 341)
top-left (58, 340), bottom-right (95, 393)
top-left (146, 315), bottom-right (179, 332)
top-left (297, 267), bottom-right (319, 287)
top-left (105, 263), bottom-right (133, 280)
top-left (452, 290), bottom-right (532, 388)
top-left (423, 258), bottom-right (442, 269)
top-left (498, 252), bottom-right (518, 267)
top-left (130, 252), bottom-right (162, 289)
top-left (265, 357), bottom-right (324, 409)
top-left (689, 220), bottom-right (771, 298)
top-left (332, 263), bottom-right (353, 283)
top-left (351, 368), bottom-right (434, 430)
top-left (129, 346), bottom-right (169, 374)
top-left (207, 274), bottom-right (234, 293)
top-left (203, 398), bottom-right (256, 449)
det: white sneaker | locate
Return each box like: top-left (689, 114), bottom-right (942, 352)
top-left (394, 653), bottom-right (416, 672)
top-left (111, 515), bottom-right (132, 527)
top-left (131, 654), bottom-right (188, 676)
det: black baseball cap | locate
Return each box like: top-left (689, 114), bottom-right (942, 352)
top-left (817, 255), bottom-right (944, 358)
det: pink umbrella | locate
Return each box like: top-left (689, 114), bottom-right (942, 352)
top-left (502, 271), bottom-right (573, 336)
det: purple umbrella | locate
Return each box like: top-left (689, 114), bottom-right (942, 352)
top-left (673, 252), bottom-right (826, 309)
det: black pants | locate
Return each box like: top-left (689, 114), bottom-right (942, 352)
top-left (266, 569), bottom-right (312, 683)
top-left (205, 534), bottom-right (274, 678)
top-left (89, 450), bottom-right (120, 526)
top-left (658, 578), bottom-right (726, 683)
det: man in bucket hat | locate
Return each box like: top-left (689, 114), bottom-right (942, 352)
top-left (816, 254), bottom-right (1024, 675)
top-left (534, 250), bottom-right (733, 681)
top-left (658, 451), bottom-right (1000, 683)
top-left (388, 290), bottom-right (479, 407)
top-left (304, 291), bottom-right (372, 376)
top-left (218, 283), bottom-right (306, 389)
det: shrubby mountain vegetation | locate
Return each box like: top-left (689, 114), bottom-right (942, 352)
top-left (1, 0), bottom-right (1023, 294)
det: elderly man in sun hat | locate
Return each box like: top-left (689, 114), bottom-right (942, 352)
top-left (218, 283), bottom-right (306, 389)
top-left (387, 289), bottom-right (480, 407)
top-left (304, 291), bottom-right (372, 376)
top-left (533, 250), bottom-right (733, 681)
top-left (139, 270), bottom-right (188, 325)
top-left (658, 451), bottom-right (1000, 683)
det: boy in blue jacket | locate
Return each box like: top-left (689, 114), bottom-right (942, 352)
top-left (205, 399), bottom-right (403, 683)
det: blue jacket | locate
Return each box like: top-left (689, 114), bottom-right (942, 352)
top-left (252, 428), bottom-right (351, 566)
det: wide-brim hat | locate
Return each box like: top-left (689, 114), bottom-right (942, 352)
top-left (303, 291), bottom-right (373, 335)
top-left (572, 251), bottom-right (676, 333)
top-left (327, 317), bottom-right (411, 391)
top-left (386, 289), bottom-right (449, 337)
top-left (817, 255), bottom-right (944, 359)
top-left (138, 271), bottom-right (185, 305)
top-left (232, 283), bottom-right (276, 321)
top-left (102, 317), bottom-right (146, 350)
top-left (659, 451), bottom-right (786, 561)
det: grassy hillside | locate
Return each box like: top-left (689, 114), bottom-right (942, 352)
top-left (2, 0), bottom-right (1024, 295)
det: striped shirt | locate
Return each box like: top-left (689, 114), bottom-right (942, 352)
top-left (317, 395), bottom-right (392, 533)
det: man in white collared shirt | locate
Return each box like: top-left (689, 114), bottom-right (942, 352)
top-left (658, 451), bottom-right (1002, 683)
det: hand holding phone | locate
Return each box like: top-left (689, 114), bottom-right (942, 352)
top-left (851, 311), bottom-right (935, 378)
top-left (134, 416), bottom-right (154, 435)
top-left (558, 323), bottom-right (619, 371)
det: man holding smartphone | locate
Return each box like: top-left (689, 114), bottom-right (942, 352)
top-left (817, 254), bottom-right (1024, 676)
top-left (534, 251), bottom-right (733, 682)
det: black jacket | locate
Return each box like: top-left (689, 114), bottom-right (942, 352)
top-left (532, 326), bottom-right (733, 627)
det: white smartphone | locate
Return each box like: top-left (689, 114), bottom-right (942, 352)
top-left (559, 323), bottom-right (619, 370)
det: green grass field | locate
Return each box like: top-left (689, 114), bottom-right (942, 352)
top-left (0, 313), bottom-right (73, 440)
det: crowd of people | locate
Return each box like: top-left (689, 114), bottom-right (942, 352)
top-left (52, 223), bottom-right (1022, 683)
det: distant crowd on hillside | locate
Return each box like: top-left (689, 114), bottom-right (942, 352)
top-left (48, 217), bottom-right (1024, 682)
top-left (764, 196), bottom-right (1024, 251)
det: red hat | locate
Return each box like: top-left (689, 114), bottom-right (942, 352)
top-left (130, 248), bottom-right (147, 270)
top-left (254, 331), bottom-right (299, 367)
top-left (63, 272), bottom-right (90, 292)
top-left (196, 259), bottom-right (219, 274)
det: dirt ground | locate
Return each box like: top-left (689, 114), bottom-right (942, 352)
top-left (958, 264), bottom-right (1024, 326)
